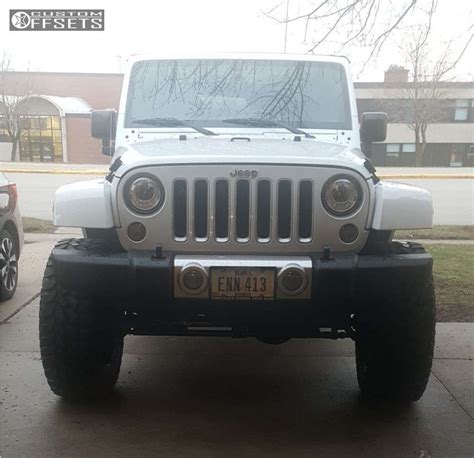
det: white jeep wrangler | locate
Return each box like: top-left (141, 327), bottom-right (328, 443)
top-left (39, 54), bottom-right (435, 402)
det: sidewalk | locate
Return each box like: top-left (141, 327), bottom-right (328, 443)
top-left (379, 166), bottom-right (473, 179)
top-left (1, 161), bottom-right (473, 178)
top-left (0, 161), bottom-right (109, 175)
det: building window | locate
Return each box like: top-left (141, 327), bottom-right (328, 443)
top-left (454, 99), bottom-right (469, 121)
top-left (400, 143), bottom-right (416, 166)
top-left (0, 117), bottom-right (12, 141)
top-left (386, 143), bottom-right (400, 155)
top-left (402, 143), bottom-right (416, 153)
top-left (385, 143), bottom-right (400, 166)
top-left (449, 144), bottom-right (468, 167)
top-left (467, 145), bottom-right (474, 166)
top-left (19, 115), bottom-right (63, 162)
top-left (385, 143), bottom-right (417, 166)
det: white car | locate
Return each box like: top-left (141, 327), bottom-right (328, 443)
top-left (0, 172), bottom-right (23, 301)
top-left (39, 54), bottom-right (435, 402)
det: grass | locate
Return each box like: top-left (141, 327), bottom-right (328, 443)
top-left (425, 244), bottom-right (474, 322)
top-left (395, 225), bottom-right (473, 240)
top-left (22, 217), bottom-right (56, 233)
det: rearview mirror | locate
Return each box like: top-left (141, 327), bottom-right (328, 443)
top-left (360, 112), bottom-right (387, 157)
top-left (91, 109), bottom-right (117, 156)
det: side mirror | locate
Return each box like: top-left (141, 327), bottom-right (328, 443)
top-left (360, 112), bottom-right (387, 157)
top-left (91, 109), bottom-right (117, 156)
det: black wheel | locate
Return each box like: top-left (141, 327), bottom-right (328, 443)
top-left (355, 277), bottom-right (435, 402)
top-left (0, 229), bottom-right (19, 301)
top-left (39, 238), bottom-right (124, 400)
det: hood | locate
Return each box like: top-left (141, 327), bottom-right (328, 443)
top-left (113, 137), bottom-right (371, 179)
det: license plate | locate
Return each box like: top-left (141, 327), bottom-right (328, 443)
top-left (211, 267), bottom-right (275, 300)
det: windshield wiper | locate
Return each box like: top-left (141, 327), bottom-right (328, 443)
top-left (131, 117), bottom-right (218, 136)
top-left (222, 118), bottom-right (315, 138)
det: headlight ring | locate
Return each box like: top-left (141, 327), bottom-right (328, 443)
top-left (124, 173), bottom-right (165, 214)
top-left (321, 174), bottom-right (362, 217)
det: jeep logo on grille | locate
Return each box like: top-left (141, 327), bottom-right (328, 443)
top-left (230, 169), bottom-right (258, 178)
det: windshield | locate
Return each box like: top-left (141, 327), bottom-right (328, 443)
top-left (125, 59), bottom-right (352, 130)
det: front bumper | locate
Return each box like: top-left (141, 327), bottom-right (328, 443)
top-left (51, 246), bottom-right (433, 337)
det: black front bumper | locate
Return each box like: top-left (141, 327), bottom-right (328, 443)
top-left (51, 246), bottom-right (433, 337)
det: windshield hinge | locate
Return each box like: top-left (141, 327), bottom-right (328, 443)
top-left (106, 157), bottom-right (123, 182)
top-left (364, 159), bottom-right (380, 184)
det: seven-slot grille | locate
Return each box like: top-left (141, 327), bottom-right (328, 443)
top-left (173, 178), bottom-right (314, 244)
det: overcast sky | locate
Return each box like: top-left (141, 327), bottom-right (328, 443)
top-left (1, 0), bottom-right (473, 81)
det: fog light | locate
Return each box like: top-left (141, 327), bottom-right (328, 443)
top-left (278, 265), bottom-right (307, 296)
top-left (339, 223), bottom-right (358, 243)
top-left (127, 222), bottom-right (147, 242)
top-left (179, 264), bottom-right (208, 295)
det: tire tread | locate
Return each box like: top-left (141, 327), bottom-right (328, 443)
top-left (356, 242), bottom-right (436, 402)
top-left (39, 238), bottom-right (123, 399)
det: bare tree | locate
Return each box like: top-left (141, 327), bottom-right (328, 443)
top-left (265, 0), bottom-right (472, 65)
top-left (0, 54), bottom-right (34, 161)
top-left (266, 0), bottom-right (421, 58)
top-left (382, 1), bottom-right (472, 165)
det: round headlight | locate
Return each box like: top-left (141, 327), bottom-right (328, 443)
top-left (125, 175), bottom-right (164, 214)
top-left (322, 175), bottom-right (361, 216)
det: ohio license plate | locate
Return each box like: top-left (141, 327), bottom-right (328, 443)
top-left (211, 267), bottom-right (275, 300)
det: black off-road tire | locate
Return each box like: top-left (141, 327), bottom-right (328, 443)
top-left (39, 238), bottom-right (124, 400)
top-left (355, 242), bottom-right (436, 402)
top-left (356, 243), bottom-right (436, 402)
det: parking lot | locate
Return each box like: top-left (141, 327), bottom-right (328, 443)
top-left (1, 233), bottom-right (473, 457)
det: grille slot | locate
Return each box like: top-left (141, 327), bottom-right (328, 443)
top-left (194, 179), bottom-right (208, 240)
top-left (277, 180), bottom-right (292, 240)
top-left (235, 180), bottom-right (250, 240)
top-left (172, 175), bottom-right (320, 244)
top-left (298, 180), bottom-right (313, 241)
top-left (215, 179), bottom-right (229, 240)
top-left (173, 180), bottom-right (187, 239)
top-left (257, 180), bottom-right (271, 240)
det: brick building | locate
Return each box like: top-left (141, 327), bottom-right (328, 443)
top-left (0, 68), bottom-right (473, 166)
top-left (0, 71), bottom-right (123, 164)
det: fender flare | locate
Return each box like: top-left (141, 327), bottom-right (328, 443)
top-left (54, 179), bottom-right (114, 228)
top-left (371, 181), bottom-right (433, 230)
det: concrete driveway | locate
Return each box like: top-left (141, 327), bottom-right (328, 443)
top-left (0, 235), bottom-right (473, 457)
